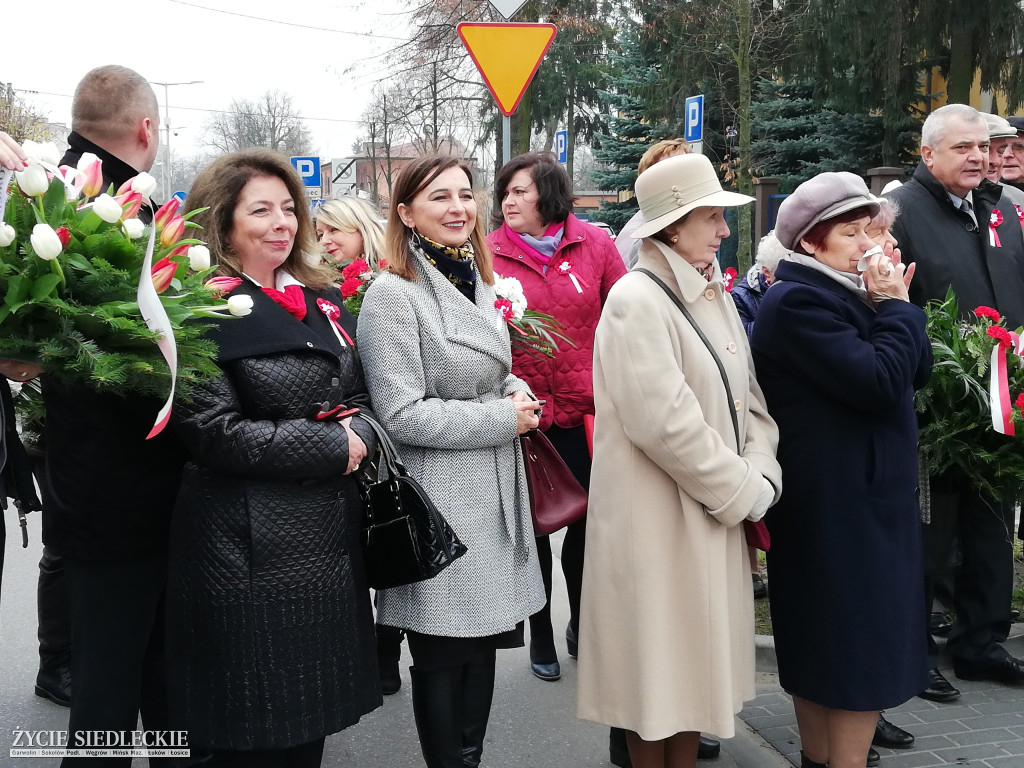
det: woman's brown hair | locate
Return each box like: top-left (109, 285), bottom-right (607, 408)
top-left (384, 155), bottom-right (493, 285)
top-left (490, 151), bottom-right (575, 229)
top-left (186, 148), bottom-right (334, 290)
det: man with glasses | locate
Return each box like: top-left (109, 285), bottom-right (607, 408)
top-left (982, 113), bottom-right (1024, 205)
top-left (1000, 116), bottom-right (1024, 193)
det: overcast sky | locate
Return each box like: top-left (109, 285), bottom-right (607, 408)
top-left (5, 0), bottom-right (419, 162)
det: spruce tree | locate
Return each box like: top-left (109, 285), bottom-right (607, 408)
top-left (591, 26), bottom-right (671, 232)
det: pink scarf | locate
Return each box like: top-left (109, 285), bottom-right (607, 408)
top-left (501, 222), bottom-right (564, 267)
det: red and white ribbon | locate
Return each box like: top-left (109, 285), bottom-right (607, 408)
top-left (137, 226), bottom-right (178, 439)
top-left (1015, 205), bottom-right (1024, 232)
top-left (317, 298), bottom-right (354, 347)
top-left (990, 210), bottom-right (1003, 248)
top-left (557, 260), bottom-right (589, 294)
top-left (989, 335), bottom-right (1017, 435)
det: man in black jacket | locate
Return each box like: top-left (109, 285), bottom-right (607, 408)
top-left (44, 65), bottom-right (190, 766)
top-left (888, 103), bottom-right (1024, 690)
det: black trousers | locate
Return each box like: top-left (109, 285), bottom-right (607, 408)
top-left (61, 557), bottom-right (178, 767)
top-left (528, 424), bottom-right (590, 662)
top-left (924, 476), bottom-right (1016, 668)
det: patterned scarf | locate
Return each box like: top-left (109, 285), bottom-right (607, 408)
top-left (413, 232), bottom-right (477, 289)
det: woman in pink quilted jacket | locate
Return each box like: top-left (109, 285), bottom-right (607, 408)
top-left (488, 152), bottom-right (626, 683)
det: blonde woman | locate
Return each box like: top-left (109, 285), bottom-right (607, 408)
top-left (315, 197), bottom-right (385, 267)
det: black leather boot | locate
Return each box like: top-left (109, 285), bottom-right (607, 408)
top-left (410, 666), bottom-right (465, 768)
top-left (35, 547), bottom-right (71, 707)
top-left (460, 654), bottom-right (495, 767)
top-left (376, 624), bottom-right (403, 695)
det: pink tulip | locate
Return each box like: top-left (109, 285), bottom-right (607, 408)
top-left (153, 198), bottom-right (179, 230)
top-left (160, 216), bottom-right (186, 248)
top-left (205, 276), bottom-right (242, 296)
top-left (78, 158), bottom-right (104, 198)
top-left (115, 191), bottom-right (143, 221)
top-left (116, 179), bottom-right (134, 196)
top-left (151, 256), bottom-right (177, 294)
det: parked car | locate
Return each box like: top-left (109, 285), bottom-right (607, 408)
top-left (591, 222), bottom-right (616, 241)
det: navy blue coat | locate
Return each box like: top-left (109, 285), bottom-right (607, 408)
top-left (750, 261), bottom-right (932, 710)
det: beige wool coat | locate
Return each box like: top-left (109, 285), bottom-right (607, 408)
top-left (577, 239), bottom-right (782, 741)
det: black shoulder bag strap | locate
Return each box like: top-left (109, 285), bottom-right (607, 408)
top-left (635, 268), bottom-right (740, 452)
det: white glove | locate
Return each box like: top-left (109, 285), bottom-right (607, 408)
top-left (746, 477), bottom-right (775, 522)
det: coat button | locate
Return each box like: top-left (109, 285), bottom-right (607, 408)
top-left (734, 399), bottom-right (742, 411)
top-left (727, 342), bottom-right (737, 353)
top-left (306, 341), bottom-right (314, 347)
top-left (704, 288), bottom-right (715, 300)
top-left (518, 254), bottom-right (523, 258)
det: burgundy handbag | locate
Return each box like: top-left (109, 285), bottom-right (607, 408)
top-left (521, 430), bottom-right (589, 535)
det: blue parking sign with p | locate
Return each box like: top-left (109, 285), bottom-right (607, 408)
top-left (555, 130), bottom-right (568, 164)
top-left (684, 95), bottom-right (704, 144)
top-left (290, 156), bottom-right (321, 187)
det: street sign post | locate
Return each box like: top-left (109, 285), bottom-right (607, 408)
top-left (555, 130), bottom-right (568, 164)
top-left (290, 156), bottom-right (322, 187)
top-left (684, 94), bottom-right (704, 145)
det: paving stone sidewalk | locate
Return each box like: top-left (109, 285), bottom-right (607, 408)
top-left (742, 626), bottom-right (1024, 768)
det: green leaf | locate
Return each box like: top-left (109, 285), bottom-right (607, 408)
top-left (5, 275), bottom-right (29, 306)
top-left (31, 274), bottom-right (62, 301)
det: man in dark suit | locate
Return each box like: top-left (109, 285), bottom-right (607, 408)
top-left (888, 103), bottom-right (1024, 691)
top-left (43, 65), bottom-right (191, 767)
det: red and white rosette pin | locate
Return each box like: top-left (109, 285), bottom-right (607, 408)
top-left (317, 298), bottom-right (354, 347)
top-left (990, 209), bottom-right (1004, 248)
top-left (557, 260), bottom-right (589, 294)
top-left (1015, 205), bottom-right (1024, 232)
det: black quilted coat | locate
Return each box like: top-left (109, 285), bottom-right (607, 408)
top-left (166, 281), bottom-right (382, 750)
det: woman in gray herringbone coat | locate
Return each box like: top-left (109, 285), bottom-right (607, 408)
top-left (357, 155), bottom-right (546, 768)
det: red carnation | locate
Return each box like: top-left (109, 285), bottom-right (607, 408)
top-left (340, 277), bottom-right (363, 299)
top-left (55, 226), bottom-right (71, 248)
top-left (987, 325), bottom-right (1013, 349)
top-left (341, 259), bottom-right (369, 279)
top-left (1017, 393), bottom-right (1024, 413)
top-left (377, 258), bottom-right (389, 270)
top-left (974, 306), bottom-right (1001, 323)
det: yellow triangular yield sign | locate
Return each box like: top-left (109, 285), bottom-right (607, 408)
top-left (457, 23), bottom-right (558, 117)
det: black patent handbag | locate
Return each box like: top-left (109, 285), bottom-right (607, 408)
top-left (356, 412), bottom-right (468, 589)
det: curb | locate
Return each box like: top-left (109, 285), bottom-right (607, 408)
top-left (755, 633), bottom-right (778, 674)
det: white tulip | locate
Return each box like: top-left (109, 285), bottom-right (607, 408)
top-left (20, 140), bottom-right (44, 165)
top-left (15, 164), bottom-right (49, 197)
top-left (38, 142), bottom-right (61, 166)
top-left (122, 218), bottom-right (146, 240)
top-left (30, 224), bottom-right (63, 260)
top-left (0, 223), bottom-right (15, 248)
top-left (131, 172), bottom-right (158, 198)
top-left (92, 194), bottom-right (124, 224)
top-left (227, 294), bottom-right (254, 317)
top-left (187, 245), bottom-right (211, 271)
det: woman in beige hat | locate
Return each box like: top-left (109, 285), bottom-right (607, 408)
top-left (577, 153), bottom-right (783, 767)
